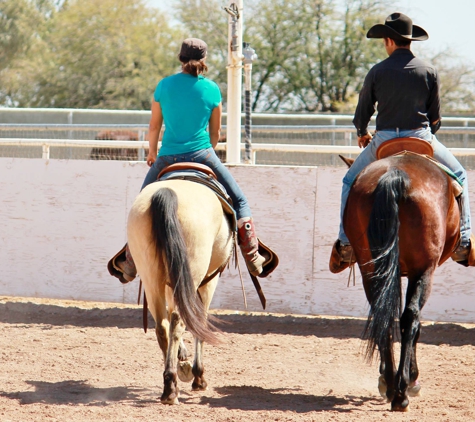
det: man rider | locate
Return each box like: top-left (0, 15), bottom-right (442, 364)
top-left (330, 12), bottom-right (474, 273)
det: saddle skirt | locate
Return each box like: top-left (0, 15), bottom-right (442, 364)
top-left (376, 137), bottom-right (463, 197)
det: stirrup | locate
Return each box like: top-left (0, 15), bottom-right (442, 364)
top-left (107, 245), bottom-right (137, 284)
top-left (451, 233), bottom-right (475, 267)
top-left (329, 240), bottom-right (355, 274)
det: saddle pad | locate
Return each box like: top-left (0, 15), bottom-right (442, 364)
top-left (390, 151), bottom-right (463, 188)
top-left (159, 169), bottom-right (237, 232)
top-left (158, 162), bottom-right (217, 180)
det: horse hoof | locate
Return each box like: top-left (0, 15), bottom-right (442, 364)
top-left (408, 380), bottom-right (421, 397)
top-left (161, 396), bottom-right (180, 405)
top-left (192, 379), bottom-right (208, 391)
top-left (378, 375), bottom-right (389, 401)
top-left (391, 403), bottom-right (410, 412)
top-left (391, 398), bottom-right (410, 412)
top-left (177, 360), bottom-right (194, 383)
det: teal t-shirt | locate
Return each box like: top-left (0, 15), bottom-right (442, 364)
top-left (154, 73), bottom-right (222, 156)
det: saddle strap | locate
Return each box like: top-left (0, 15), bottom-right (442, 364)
top-left (249, 272), bottom-right (266, 310)
top-left (137, 279), bottom-right (149, 334)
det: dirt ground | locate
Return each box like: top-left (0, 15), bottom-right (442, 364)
top-left (0, 296), bottom-right (474, 422)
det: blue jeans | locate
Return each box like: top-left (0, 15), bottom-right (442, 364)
top-left (339, 128), bottom-right (471, 245)
top-left (141, 147), bottom-right (252, 220)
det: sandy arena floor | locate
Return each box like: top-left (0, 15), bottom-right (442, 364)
top-left (0, 296), bottom-right (474, 421)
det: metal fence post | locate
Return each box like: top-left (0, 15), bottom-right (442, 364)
top-left (242, 42), bottom-right (257, 164)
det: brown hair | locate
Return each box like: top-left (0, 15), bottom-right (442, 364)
top-left (179, 56), bottom-right (208, 77)
top-left (393, 38), bottom-right (411, 47)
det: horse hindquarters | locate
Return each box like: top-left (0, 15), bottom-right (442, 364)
top-left (363, 168), bottom-right (410, 407)
top-left (150, 187), bottom-right (218, 345)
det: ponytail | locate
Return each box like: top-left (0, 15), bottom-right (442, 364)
top-left (179, 55), bottom-right (208, 77)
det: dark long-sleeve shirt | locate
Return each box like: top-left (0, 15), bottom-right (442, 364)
top-left (353, 48), bottom-right (441, 136)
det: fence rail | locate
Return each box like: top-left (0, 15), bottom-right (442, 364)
top-left (1, 138), bottom-right (475, 161)
top-left (1, 119), bottom-right (475, 166)
top-left (1, 123), bottom-right (475, 133)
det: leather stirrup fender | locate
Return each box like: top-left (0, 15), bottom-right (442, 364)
top-left (329, 240), bottom-right (351, 274)
top-left (107, 244), bottom-right (130, 284)
top-left (469, 233), bottom-right (475, 267)
top-left (257, 239), bottom-right (279, 278)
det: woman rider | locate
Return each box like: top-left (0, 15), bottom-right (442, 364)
top-left (115, 38), bottom-right (266, 280)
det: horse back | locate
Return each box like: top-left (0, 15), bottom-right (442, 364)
top-left (344, 154), bottom-right (460, 275)
top-left (128, 180), bottom-right (233, 283)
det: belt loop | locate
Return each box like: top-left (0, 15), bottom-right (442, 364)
top-left (396, 127), bottom-right (400, 137)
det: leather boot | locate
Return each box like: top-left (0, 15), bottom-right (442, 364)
top-left (238, 218), bottom-right (266, 276)
top-left (329, 240), bottom-right (356, 274)
top-left (451, 233), bottom-right (475, 267)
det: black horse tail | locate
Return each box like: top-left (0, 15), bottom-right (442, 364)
top-left (363, 168), bottom-right (410, 361)
top-left (149, 187), bottom-right (219, 345)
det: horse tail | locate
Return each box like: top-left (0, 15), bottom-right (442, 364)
top-left (149, 187), bottom-right (218, 345)
top-left (363, 168), bottom-right (410, 361)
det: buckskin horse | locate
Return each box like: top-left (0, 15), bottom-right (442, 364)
top-left (342, 138), bottom-right (462, 411)
top-left (124, 169), bottom-right (234, 405)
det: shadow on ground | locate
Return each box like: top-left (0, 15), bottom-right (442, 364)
top-left (0, 300), bottom-right (474, 346)
top-left (193, 385), bottom-right (381, 413)
top-left (0, 379), bottom-right (154, 406)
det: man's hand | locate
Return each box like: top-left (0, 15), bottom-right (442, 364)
top-left (358, 132), bottom-right (373, 148)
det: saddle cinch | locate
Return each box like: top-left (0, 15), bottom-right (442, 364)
top-left (376, 137), bottom-right (464, 197)
top-left (158, 162), bottom-right (280, 282)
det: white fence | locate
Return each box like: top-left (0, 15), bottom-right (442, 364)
top-left (1, 156), bottom-right (475, 323)
top-left (1, 137), bottom-right (475, 162)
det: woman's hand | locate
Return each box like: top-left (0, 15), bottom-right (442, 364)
top-left (146, 151), bottom-right (157, 167)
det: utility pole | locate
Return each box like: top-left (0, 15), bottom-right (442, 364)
top-left (224, 1), bottom-right (244, 164)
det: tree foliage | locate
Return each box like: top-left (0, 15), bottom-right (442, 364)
top-left (176, 0), bottom-right (390, 112)
top-left (0, 0), bottom-right (180, 109)
top-left (0, 0), bottom-right (474, 113)
top-left (427, 48), bottom-right (475, 114)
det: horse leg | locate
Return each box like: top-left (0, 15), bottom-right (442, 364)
top-left (178, 339), bottom-right (188, 361)
top-left (407, 325), bottom-right (422, 397)
top-left (161, 310), bottom-right (186, 405)
top-left (192, 337), bottom-right (207, 391)
top-left (392, 272), bottom-right (432, 411)
top-left (191, 275), bottom-right (219, 391)
top-left (378, 333), bottom-right (396, 402)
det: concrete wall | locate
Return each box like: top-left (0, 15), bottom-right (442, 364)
top-left (1, 157), bottom-right (474, 322)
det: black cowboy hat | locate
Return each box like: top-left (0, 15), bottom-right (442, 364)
top-left (367, 12), bottom-right (428, 41)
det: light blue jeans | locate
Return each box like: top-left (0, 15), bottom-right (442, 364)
top-left (339, 128), bottom-right (471, 246)
top-left (141, 147), bottom-right (252, 220)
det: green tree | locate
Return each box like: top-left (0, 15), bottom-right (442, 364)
top-left (245, 0), bottom-right (389, 112)
top-left (1, 0), bottom-right (181, 109)
top-left (164, 0), bottom-right (393, 112)
top-left (427, 49), bottom-right (475, 114)
top-left (0, 0), bottom-right (58, 105)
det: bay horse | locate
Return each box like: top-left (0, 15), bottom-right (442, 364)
top-left (125, 177), bottom-right (234, 405)
top-left (343, 147), bottom-right (461, 411)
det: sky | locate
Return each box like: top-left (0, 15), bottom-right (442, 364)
top-left (147, 0), bottom-right (475, 65)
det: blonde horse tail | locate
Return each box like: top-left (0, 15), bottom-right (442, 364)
top-left (149, 187), bottom-right (218, 344)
